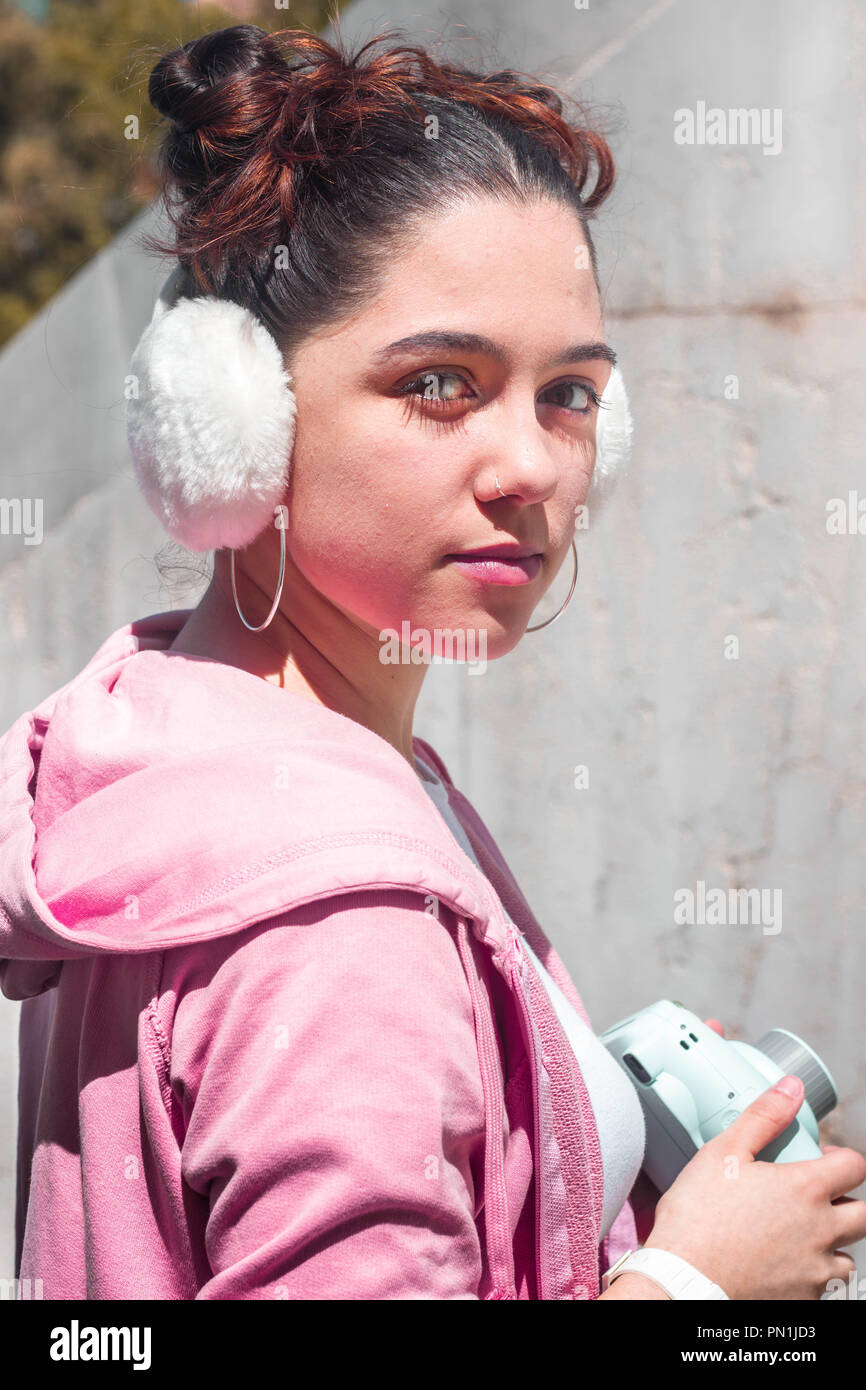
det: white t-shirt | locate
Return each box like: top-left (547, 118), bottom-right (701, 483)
top-left (415, 755), bottom-right (645, 1239)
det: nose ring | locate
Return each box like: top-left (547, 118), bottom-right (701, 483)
top-left (494, 474), bottom-right (507, 498)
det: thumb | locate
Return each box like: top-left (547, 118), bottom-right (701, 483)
top-left (720, 1074), bottom-right (804, 1158)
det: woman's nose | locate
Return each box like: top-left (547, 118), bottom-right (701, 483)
top-left (482, 415), bottom-right (560, 505)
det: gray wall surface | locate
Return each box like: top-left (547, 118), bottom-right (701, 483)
top-left (1, 0), bottom-right (863, 1288)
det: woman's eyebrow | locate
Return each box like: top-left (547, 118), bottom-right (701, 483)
top-left (369, 330), bottom-right (617, 370)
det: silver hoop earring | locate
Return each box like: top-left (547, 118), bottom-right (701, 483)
top-left (230, 507), bottom-right (287, 632)
top-left (495, 474), bottom-right (507, 498)
top-left (525, 539), bottom-right (579, 633)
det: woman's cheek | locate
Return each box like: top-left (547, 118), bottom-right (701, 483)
top-left (285, 429), bottom-right (471, 623)
top-left (288, 517), bottom-right (424, 629)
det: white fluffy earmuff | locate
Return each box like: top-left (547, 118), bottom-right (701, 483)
top-left (588, 363), bottom-right (634, 511)
top-left (125, 267), bottom-right (632, 552)
top-left (125, 266), bottom-right (298, 554)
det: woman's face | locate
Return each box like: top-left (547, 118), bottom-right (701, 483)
top-left (283, 195), bottom-right (614, 660)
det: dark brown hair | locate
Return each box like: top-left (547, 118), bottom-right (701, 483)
top-left (141, 21), bottom-right (617, 365)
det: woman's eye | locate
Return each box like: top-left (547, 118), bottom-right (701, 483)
top-left (395, 371), bottom-right (602, 431)
top-left (399, 371), bottom-right (470, 405)
top-left (543, 381), bottom-right (602, 414)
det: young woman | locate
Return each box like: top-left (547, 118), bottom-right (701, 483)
top-left (2, 23), bottom-right (864, 1301)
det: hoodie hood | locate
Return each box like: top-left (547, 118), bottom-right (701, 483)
top-left (0, 608), bottom-right (512, 1002)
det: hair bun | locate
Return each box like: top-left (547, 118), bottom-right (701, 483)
top-left (148, 24), bottom-right (278, 135)
top-left (141, 24), bottom-right (616, 321)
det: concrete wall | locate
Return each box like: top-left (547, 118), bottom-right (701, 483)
top-left (2, 0), bottom-right (863, 1286)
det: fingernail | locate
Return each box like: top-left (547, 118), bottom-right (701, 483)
top-left (774, 1075), bottom-right (803, 1099)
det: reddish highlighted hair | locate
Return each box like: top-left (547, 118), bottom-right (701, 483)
top-left (142, 22), bottom-right (617, 361)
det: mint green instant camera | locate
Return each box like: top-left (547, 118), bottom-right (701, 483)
top-left (600, 999), bottom-right (838, 1194)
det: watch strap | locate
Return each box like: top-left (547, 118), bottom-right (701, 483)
top-left (602, 1246), bottom-right (730, 1300)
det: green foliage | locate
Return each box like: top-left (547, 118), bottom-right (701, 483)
top-left (0, 0), bottom-right (346, 349)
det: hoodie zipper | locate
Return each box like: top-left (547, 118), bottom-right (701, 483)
top-left (461, 903), bottom-right (548, 1300)
top-left (453, 916), bottom-right (516, 1298)
top-left (418, 774), bottom-right (556, 1297)
top-left (500, 917), bottom-right (547, 1301)
top-left (437, 792), bottom-right (548, 1298)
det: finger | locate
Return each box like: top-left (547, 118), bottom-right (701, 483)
top-left (722, 1077), bottom-right (806, 1157)
top-left (791, 1147), bottom-right (866, 1201)
top-left (823, 1251), bottom-right (858, 1298)
top-left (828, 1249), bottom-right (859, 1279)
top-left (828, 1198), bottom-right (866, 1252)
top-left (704, 1019), bottom-right (724, 1035)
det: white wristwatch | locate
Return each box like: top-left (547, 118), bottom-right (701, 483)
top-left (601, 1247), bottom-right (730, 1300)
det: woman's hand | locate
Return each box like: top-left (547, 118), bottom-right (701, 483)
top-left (642, 1048), bottom-right (866, 1299)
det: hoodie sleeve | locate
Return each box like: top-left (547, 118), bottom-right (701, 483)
top-left (165, 888), bottom-right (488, 1299)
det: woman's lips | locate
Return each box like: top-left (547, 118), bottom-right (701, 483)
top-left (446, 554), bottom-right (542, 585)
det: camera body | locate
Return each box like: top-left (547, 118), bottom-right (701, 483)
top-left (600, 999), bottom-right (838, 1193)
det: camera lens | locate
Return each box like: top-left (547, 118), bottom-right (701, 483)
top-left (754, 1029), bottom-right (837, 1121)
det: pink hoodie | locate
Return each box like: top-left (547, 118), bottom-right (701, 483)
top-left (0, 608), bottom-right (643, 1300)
